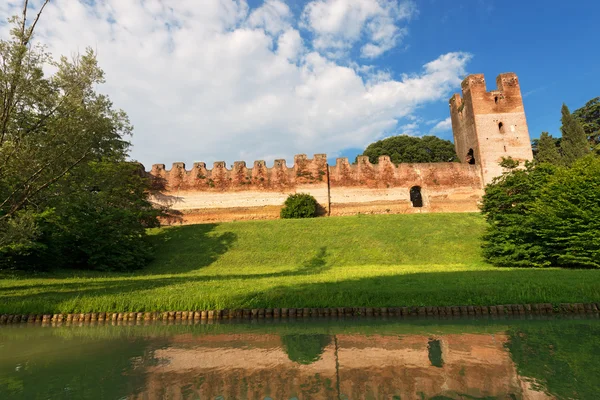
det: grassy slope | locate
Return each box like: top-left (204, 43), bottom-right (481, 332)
top-left (1, 213), bottom-right (599, 314)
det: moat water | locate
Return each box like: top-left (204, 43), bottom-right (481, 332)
top-left (1, 316), bottom-right (598, 399)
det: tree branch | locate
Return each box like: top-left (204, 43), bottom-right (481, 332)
top-left (0, 135), bottom-right (89, 213)
top-left (2, 146), bottom-right (92, 219)
top-left (24, 0), bottom-right (50, 46)
top-left (20, 0), bottom-right (29, 44)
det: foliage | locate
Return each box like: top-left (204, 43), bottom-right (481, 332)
top-left (534, 132), bottom-right (562, 165)
top-left (0, 162), bottom-right (162, 271)
top-left (281, 334), bottom-right (331, 364)
top-left (0, 6), bottom-right (162, 271)
top-left (572, 96), bottom-right (600, 150)
top-left (533, 155), bottom-right (600, 268)
top-left (481, 162), bottom-right (556, 267)
top-left (280, 193), bottom-right (318, 219)
top-left (1, 213), bottom-right (599, 315)
top-left (507, 320), bottom-right (600, 400)
top-left (359, 135), bottom-right (457, 164)
top-left (559, 104), bottom-right (589, 166)
top-left (481, 156), bottom-right (600, 269)
top-left (499, 156), bottom-right (520, 169)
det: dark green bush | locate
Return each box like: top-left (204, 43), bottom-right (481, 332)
top-left (280, 193), bottom-right (318, 219)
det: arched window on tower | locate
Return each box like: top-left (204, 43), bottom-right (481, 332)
top-left (498, 122), bottom-right (505, 133)
top-left (466, 148), bottom-right (476, 165)
top-left (410, 186), bottom-right (423, 208)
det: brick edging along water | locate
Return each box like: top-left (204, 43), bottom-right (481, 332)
top-left (1, 303), bottom-right (599, 325)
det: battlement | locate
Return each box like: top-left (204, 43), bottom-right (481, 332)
top-left (145, 71), bottom-right (530, 222)
top-left (449, 72), bottom-right (532, 185)
top-left (450, 73), bottom-right (524, 116)
top-left (329, 156), bottom-right (481, 188)
top-left (147, 154), bottom-right (329, 191)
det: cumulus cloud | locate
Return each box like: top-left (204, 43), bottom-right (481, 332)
top-left (301, 0), bottom-right (416, 58)
top-left (247, 0), bottom-right (292, 35)
top-left (430, 117), bottom-right (453, 133)
top-left (0, 0), bottom-right (469, 168)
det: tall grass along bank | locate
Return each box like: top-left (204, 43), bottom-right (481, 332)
top-left (1, 213), bottom-right (599, 314)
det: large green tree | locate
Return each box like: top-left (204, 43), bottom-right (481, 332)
top-left (572, 97), bottom-right (600, 150)
top-left (535, 132), bottom-right (561, 165)
top-left (559, 104), bottom-right (589, 166)
top-left (359, 135), bottom-right (457, 164)
top-left (0, 3), bottom-right (163, 271)
top-left (533, 155), bottom-right (600, 268)
top-left (480, 162), bottom-right (555, 268)
top-left (481, 156), bottom-right (600, 269)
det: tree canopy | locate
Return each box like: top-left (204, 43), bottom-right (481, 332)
top-left (481, 156), bottom-right (600, 269)
top-left (359, 135), bottom-right (457, 164)
top-left (535, 132), bottom-right (562, 165)
top-left (0, 3), bottom-right (164, 271)
top-left (572, 97), bottom-right (600, 150)
top-left (559, 104), bottom-right (590, 166)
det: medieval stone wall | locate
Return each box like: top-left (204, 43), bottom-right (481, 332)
top-left (148, 72), bottom-right (532, 224)
top-left (148, 154), bottom-right (483, 224)
top-left (149, 154), bottom-right (329, 223)
top-left (328, 156), bottom-right (482, 216)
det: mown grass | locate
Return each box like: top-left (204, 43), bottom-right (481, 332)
top-left (1, 213), bottom-right (599, 314)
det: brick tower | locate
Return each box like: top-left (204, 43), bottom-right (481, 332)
top-left (449, 73), bottom-right (533, 185)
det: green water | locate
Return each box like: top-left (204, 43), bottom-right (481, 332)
top-left (0, 316), bottom-right (599, 399)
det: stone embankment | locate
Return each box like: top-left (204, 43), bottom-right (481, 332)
top-left (1, 303), bottom-right (599, 326)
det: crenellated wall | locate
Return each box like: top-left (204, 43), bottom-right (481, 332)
top-left (147, 154), bottom-right (483, 224)
top-left (328, 156), bottom-right (483, 216)
top-left (148, 72), bottom-right (531, 224)
top-left (149, 154), bottom-right (330, 223)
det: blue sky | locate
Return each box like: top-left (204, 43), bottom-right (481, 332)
top-left (1, 0), bottom-right (598, 167)
top-left (335, 0), bottom-right (600, 162)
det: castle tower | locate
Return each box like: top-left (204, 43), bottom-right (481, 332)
top-left (449, 73), bottom-right (533, 185)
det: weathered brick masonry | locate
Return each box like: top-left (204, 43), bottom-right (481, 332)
top-left (148, 73), bottom-right (533, 224)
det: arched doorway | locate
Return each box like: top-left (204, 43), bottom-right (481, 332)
top-left (410, 186), bottom-right (423, 207)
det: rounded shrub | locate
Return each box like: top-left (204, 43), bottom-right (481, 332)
top-left (280, 193), bottom-right (318, 219)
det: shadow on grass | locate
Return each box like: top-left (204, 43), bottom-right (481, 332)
top-left (224, 268), bottom-right (600, 309)
top-left (2, 266), bottom-right (599, 314)
top-left (0, 247), bottom-right (333, 308)
top-left (0, 223), bottom-right (238, 281)
top-left (147, 224), bottom-right (238, 274)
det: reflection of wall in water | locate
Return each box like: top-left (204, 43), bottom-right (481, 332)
top-left (131, 333), bottom-right (553, 400)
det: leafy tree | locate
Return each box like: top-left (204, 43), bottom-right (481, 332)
top-left (559, 104), bottom-right (589, 166)
top-left (572, 97), bottom-right (600, 150)
top-left (535, 132), bottom-right (562, 165)
top-left (481, 156), bottom-right (600, 269)
top-left (480, 162), bottom-right (555, 267)
top-left (359, 135), bottom-right (457, 164)
top-left (532, 155), bottom-right (600, 268)
top-left (0, 4), bottom-right (163, 271)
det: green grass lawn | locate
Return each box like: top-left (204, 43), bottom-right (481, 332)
top-left (1, 213), bottom-right (599, 314)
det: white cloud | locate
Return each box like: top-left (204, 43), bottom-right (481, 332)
top-left (398, 122), bottom-right (419, 136)
top-left (0, 0), bottom-right (469, 169)
top-left (301, 0), bottom-right (416, 58)
top-left (430, 117), bottom-right (452, 133)
top-left (247, 0), bottom-right (292, 35)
